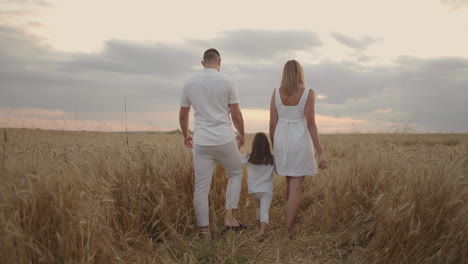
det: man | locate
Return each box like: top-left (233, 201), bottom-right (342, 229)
top-left (179, 48), bottom-right (245, 241)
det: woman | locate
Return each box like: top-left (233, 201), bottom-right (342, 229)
top-left (269, 60), bottom-right (328, 237)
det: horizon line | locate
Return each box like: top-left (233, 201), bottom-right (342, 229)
top-left (2, 127), bottom-right (467, 135)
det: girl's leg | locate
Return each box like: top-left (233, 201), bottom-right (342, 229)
top-left (251, 193), bottom-right (261, 227)
top-left (259, 192), bottom-right (273, 233)
top-left (285, 176), bottom-right (304, 236)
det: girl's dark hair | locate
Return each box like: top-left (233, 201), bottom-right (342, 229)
top-left (248, 132), bottom-right (274, 166)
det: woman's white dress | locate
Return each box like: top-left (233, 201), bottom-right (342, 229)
top-left (274, 88), bottom-right (318, 177)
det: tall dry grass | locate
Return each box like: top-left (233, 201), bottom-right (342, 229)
top-left (0, 128), bottom-right (467, 263)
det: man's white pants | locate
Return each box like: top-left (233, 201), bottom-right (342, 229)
top-left (251, 192), bottom-right (273, 224)
top-left (193, 139), bottom-right (242, 227)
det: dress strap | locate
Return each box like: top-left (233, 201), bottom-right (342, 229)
top-left (298, 88), bottom-right (310, 107)
top-left (275, 88), bottom-right (281, 108)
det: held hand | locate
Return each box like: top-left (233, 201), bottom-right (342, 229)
top-left (318, 153), bottom-right (328, 169)
top-left (184, 135), bottom-right (193, 148)
top-left (236, 134), bottom-right (244, 148)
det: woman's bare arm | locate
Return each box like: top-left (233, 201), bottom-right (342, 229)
top-left (305, 89), bottom-right (327, 168)
top-left (269, 89), bottom-right (278, 148)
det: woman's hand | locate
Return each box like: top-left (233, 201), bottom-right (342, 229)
top-left (318, 153), bottom-right (328, 169)
top-left (184, 135), bottom-right (193, 148)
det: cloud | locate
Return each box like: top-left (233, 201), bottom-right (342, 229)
top-left (330, 32), bottom-right (377, 51)
top-left (232, 56), bottom-right (468, 132)
top-left (0, 25), bottom-right (186, 114)
top-left (0, 1), bottom-right (50, 33)
top-left (0, 9), bottom-right (36, 18)
top-left (0, 0), bottom-right (51, 24)
top-left (190, 29), bottom-right (322, 59)
top-left (0, 24), bottom-right (467, 132)
top-left (313, 56), bottom-right (468, 132)
top-left (0, 107), bottom-right (72, 117)
top-left (373, 108), bottom-right (392, 113)
top-left (63, 40), bottom-right (200, 76)
top-left (6, 0), bottom-right (51, 7)
top-left (24, 20), bottom-right (43, 28)
top-left (231, 60), bottom-right (388, 106)
top-left (211, 56), bottom-right (468, 133)
top-left (441, 0), bottom-right (468, 9)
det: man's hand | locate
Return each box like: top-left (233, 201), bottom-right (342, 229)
top-left (236, 134), bottom-right (244, 148)
top-left (179, 106), bottom-right (192, 148)
top-left (184, 135), bottom-right (193, 148)
top-left (230, 103), bottom-right (245, 148)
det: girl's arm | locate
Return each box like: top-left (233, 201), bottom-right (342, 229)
top-left (304, 89), bottom-right (328, 169)
top-left (269, 89), bottom-right (278, 148)
top-left (240, 154), bottom-right (249, 165)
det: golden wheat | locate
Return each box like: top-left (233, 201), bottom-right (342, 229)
top-left (0, 128), bottom-right (467, 263)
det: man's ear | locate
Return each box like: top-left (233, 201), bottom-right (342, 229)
top-left (201, 60), bottom-right (205, 67)
top-left (218, 59), bottom-right (221, 66)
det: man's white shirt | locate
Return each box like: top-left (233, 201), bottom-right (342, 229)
top-left (180, 68), bottom-right (240, 146)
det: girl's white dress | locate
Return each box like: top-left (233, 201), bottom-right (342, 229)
top-left (273, 88), bottom-right (318, 177)
top-left (240, 154), bottom-right (274, 224)
top-left (240, 154), bottom-right (274, 194)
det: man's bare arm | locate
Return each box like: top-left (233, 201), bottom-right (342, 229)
top-left (230, 103), bottom-right (245, 147)
top-left (179, 106), bottom-right (193, 148)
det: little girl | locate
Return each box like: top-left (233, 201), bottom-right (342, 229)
top-left (241, 132), bottom-right (275, 240)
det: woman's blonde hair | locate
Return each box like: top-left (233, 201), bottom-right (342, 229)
top-left (280, 60), bottom-right (305, 96)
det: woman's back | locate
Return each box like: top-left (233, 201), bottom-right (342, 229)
top-left (275, 87), bottom-right (308, 121)
top-left (279, 87), bottom-right (306, 106)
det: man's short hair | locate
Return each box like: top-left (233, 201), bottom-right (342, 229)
top-left (203, 48), bottom-right (220, 62)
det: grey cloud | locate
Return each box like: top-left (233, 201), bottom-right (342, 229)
top-left (25, 20), bottom-right (43, 28)
top-left (441, 0), bottom-right (468, 9)
top-left (63, 40), bottom-right (200, 76)
top-left (1, 24), bottom-right (467, 132)
top-left (310, 56), bottom-right (468, 132)
top-left (305, 62), bottom-right (392, 104)
top-left (227, 63), bottom-right (283, 109)
top-left (232, 60), bottom-right (391, 104)
top-left (231, 56), bottom-right (468, 132)
top-left (0, 9), bottom-right (36, 18)
top-left (233, 61), bottom-right (390, 106)
top-left (0, 25), bottom-right (185, 114)
top-left (190, 29), bottom-right (322, 59)
top-left (330, 32), bottom-right (377, 50)
top-left (0, 1), bottom-right (49, 24)
top-left (6, 0), bottom-right (51, 6)
top-left (391, 56), bottom-right (468, 131)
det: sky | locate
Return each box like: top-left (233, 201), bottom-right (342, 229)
top-left (0, 0), bottom-right (467, 133)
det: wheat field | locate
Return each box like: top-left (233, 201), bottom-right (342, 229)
top-left (0, 128), bottom-right (467, 263)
